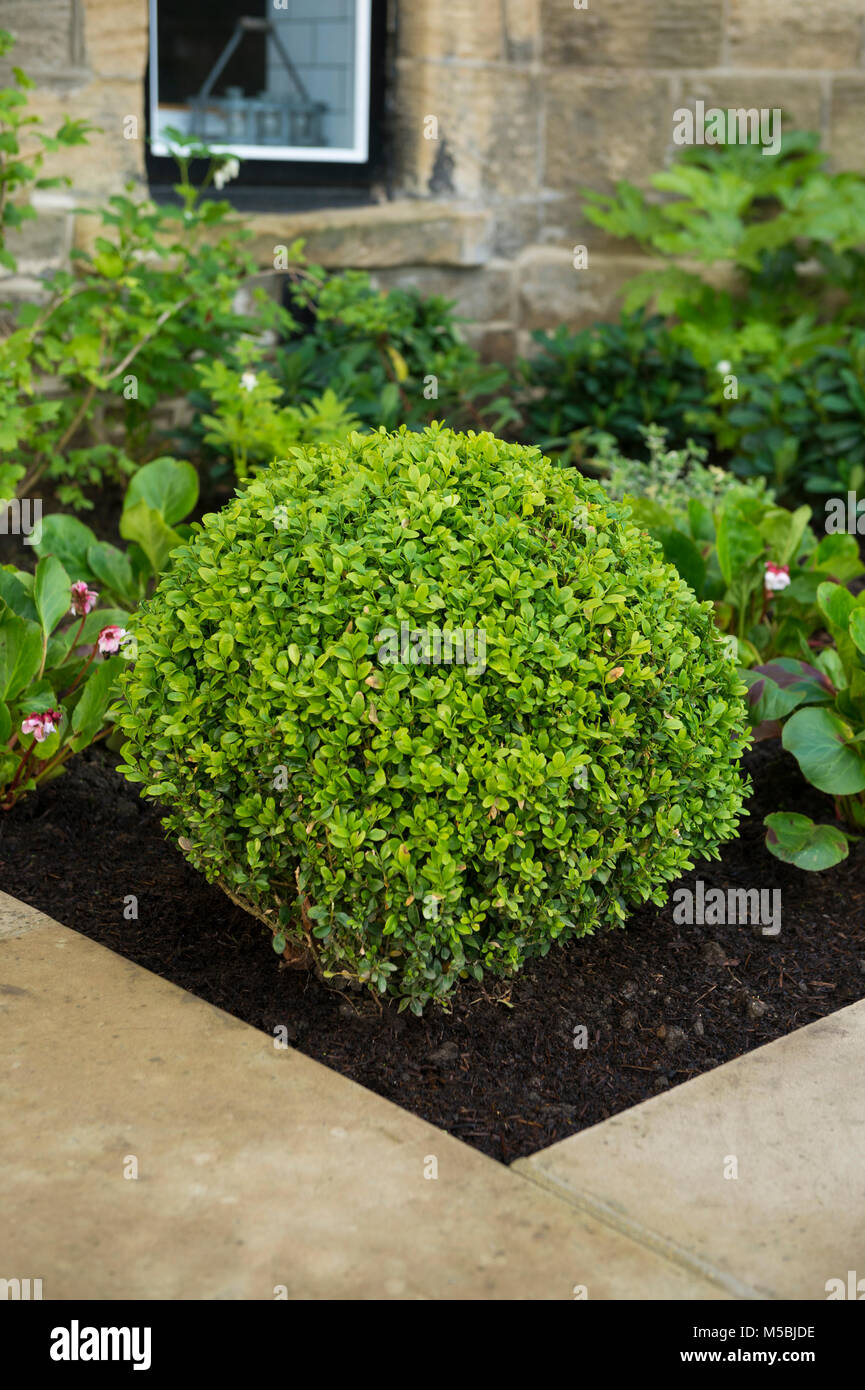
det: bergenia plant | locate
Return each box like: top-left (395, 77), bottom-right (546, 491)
top-left (743, 579), bottom-right (865, 870)
top-left (0, 557), bottom-right (130, 809)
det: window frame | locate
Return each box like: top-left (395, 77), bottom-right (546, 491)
top-left (147, 0), bottom-right (375, 169)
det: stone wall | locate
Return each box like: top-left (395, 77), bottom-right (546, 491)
top-left (2, 0), bottom-right (865, 352)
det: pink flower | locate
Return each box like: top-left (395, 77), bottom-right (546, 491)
top-left (97, 625), bottom-right (127, 655)
top-left (21, 709), bottom-right (62, 742)
top-left (70, 581), bottom-right (98, 616)
top-left (764, 561), bottom-right (791, 595)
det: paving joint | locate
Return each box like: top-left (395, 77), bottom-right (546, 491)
top-left (510, 1160), bottom-right (767, 1301)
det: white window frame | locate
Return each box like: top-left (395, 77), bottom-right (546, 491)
top-left (148, 0), bottom-right (371, 164)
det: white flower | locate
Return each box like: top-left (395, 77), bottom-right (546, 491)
top-left (764, 562), bottom-right (791, 593)
top-left (214, 157), bottom-right (240, 191)
top-left (240, 371), bottom-right (258, 392)
top-left (716, 360), bottom-right (733, 375)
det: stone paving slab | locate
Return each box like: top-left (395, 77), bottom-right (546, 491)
top-left (0, 895), bottom-right (724, 1301)
top-left (515, 1000), bottom-right (865, 1300)
top-left (0, 892), bottom-right (52, 942)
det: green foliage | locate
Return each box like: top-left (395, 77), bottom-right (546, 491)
top-left (582, 133), bottom-right (865, 374)
top-left (749, 580), bottom-right (865, 869)
top-left (275, 265), bottom-right (519, 436)
top-left (0, 557), bottom-right (128, 809)
top-left (594, 427), bottom-right (863, 664)
top-left (517, 313), bottom-right (713, 461)
top-left (117, 425), bottom-right (751, 1012)
top-left (593, 424), bottom-right (762, 515)
top-left (580, 131), bottom-right (865, 498)
top-left (0, 41), bottom-right (283, 508)
top-left (32, 457), bottom-right (198, 606)
top-left (711, 334), bottom-right (865, 499)
top-left (195, 346), bottom-right (360, 481)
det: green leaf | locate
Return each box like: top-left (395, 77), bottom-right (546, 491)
top-left (746, 658), bottom-right (835, 717)
top-left (782, 705), bottom-right (865, 795)
top-left (0, 613), bottom-right (43, 700)
top-left (716, 509), bottom-right (764, 588)
top-left (33, 514), bottom-right (97, 582)
top-left (652, 526), bottom-right (706, 596)
top-left (119, 501), bottom-right (183, 576)
top-left (0, 568), bottom-right (38, 623)
top-left (765, 812), bottom-right (849, 871)
top-left (34, 555), bottom-right (71, 638)
top-left (0, 700), bottom-right (10, 745)
top-left (817, 581), bottom-right (855, 632)
top-left (86, 542), bottom-right (137, 605)
top-left (812, 533), bottom-right (864, 584)
top-left (759, 504), bottom-right (811, 567)
top-left (849, 608), bottom-right (865, 656)
top-left (70, 656), bottom-right (122, 751)
top-left (123, 456), bottom-right (199, 528)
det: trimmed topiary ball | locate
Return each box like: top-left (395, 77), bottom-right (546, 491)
top-left (118, 425), bottom-right (751, 1012)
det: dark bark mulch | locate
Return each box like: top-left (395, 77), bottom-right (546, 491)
top-left (1, 741), bottom-right (863, 1162)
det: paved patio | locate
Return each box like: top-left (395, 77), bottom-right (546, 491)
top-left (1, 890), bottom-right (862, 1299)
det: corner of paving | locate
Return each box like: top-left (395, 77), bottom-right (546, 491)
top-left (1, 891), bottom-right (861, 1300)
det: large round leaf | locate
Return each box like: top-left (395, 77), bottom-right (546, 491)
top-left (33, 514), bottom-right (97, 583)
top-left (765, 812), bottom-right (849, 871)
top-left (782, 705), bottom-right (865, 795)
top-left (123, 457), bottom-right (199, 528)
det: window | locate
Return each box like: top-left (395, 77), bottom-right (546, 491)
top-left (148, 0), bottom-right (373, 166)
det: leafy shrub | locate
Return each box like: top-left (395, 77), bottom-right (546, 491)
top-left (276, 265), bottom-right (519, 437)
top-left (595, 426), bottom-right (863, 664)
top-left (117, 425), bottom-right (751, 1012)
top-left (0, 42), bottom-right (282, 508)
top-left (0, 30), bottom-right (94, 269)
top-left (583, 132), bottom-right (865, 374)
top-left (195, 350), bottom-right (359, 481)
top-left (0, 557), bottom-right (129, 809)
top-left (518, 313), bottom-right (713, 461)
top-left (750, 581), bottom-right (865, 870)
top-left (593, 424), bottom-right (762, 516)
top-left (712, 335), bottom-right (865, 500)
top-left (580, 131), bottom-right (865, 497)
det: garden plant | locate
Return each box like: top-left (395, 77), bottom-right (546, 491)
top-left (117, 425), bottom-right (751, 1012)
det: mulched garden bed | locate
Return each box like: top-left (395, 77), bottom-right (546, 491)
top-left (1, 740), bottom-right (863, 1162)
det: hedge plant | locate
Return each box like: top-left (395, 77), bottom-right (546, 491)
top-left (518, 313), bottom-right (714, 461)
top-left (118, 425), bottom-right (751, 1012)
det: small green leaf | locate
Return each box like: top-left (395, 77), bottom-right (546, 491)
top-left (817, 581), bottom-right (854, 632)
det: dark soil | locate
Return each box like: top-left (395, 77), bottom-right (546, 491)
top-left (1, 741), bottom-right (863, 1162)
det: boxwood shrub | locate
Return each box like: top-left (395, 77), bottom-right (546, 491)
top-left (118, 425), bottom-right (750, 1012)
